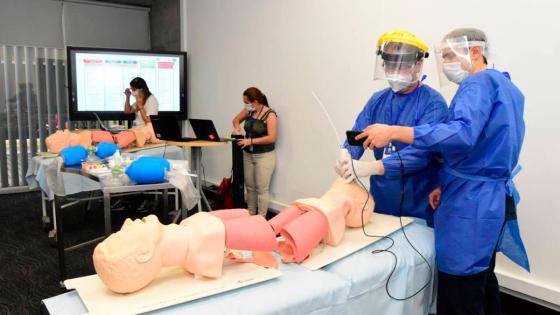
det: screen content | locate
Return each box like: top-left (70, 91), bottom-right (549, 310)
top-left (74, 52), bottom-right (181, 112)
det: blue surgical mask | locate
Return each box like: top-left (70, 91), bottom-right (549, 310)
top-left (443, 62), bottom-right (469, 84)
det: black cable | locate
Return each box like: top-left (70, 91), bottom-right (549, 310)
top-left (161, 142), bottom-right (168, 158)
top-left (349, 148), bottom-right (433, 301)
top-left (351, 158), bottom-right (396, 252)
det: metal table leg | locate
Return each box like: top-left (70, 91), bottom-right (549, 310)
top-left (191, 147), bottom-right (202, 211)
top-left (41, 191), bottom-right (52, 231)
top-left (103, 191), bottom-right (111, 236)
top-left (162, 188), bottom-right (169, 223)
top-left (175, 188), bottom-right (179, 212)
top-left (191, 147), bottom-right (211, 211)
top-left (54, 195), bottom-right (66, 287)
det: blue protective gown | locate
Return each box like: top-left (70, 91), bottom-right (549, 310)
top-left (344, 84), bottom-right (448, 227)
top-left (384, 69), bottom-right (528, 276)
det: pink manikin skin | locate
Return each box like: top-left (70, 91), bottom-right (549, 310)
top-left (130, 128), bottom-right (147, 147)
top-left (46, 130), bottom-right (92, 153)
top-left (70, 130), bottom-right (92, 149)
top-left (91, 130), bottom-right (114, 144)
top-left (140, 122), bottom-right (161, 144)
top-left (112, 130), bottom-right (136, 148)
top-left (45, 130), bottom-right (72, 154)
top-left (93, 213), bottom-right (226, 293)
top-left (46, 123), bottom-right (159, 153)
top-left (93, 210), bottom-right (279, 294)
top-left (272, 178), bottom-right (375, 263)
top-left (93, 215), bottom-right (164, 294)
top-left (210, 209), bottom-right (278, 251)
top-left (129, 123), bottom-right (161, 148)
top-left (92, 180), bottom-right (374, 293)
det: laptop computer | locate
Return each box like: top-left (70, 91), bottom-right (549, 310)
top-left (93, 112), bottom-right (126, 134)
top-left (150, 116), bottom-right (194, 141)
top-left (189, 119), bottom-right (228, 142)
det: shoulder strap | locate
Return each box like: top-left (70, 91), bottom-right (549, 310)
top-left (261, 109), bottom-right (276, 121)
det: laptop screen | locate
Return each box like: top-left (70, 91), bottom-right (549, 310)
top-left (150, 116), bottom-right (182, 140)
top-left (189, 119), bottom-right (221, 141)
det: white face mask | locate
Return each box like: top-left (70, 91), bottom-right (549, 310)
top-left (442, 62), bottom-right (469, 84)
top-left (131, 89), bottom-right (139, 97)
top-left (244, 103), bottom-right (254, 111)
top-left (386, 73), bottom-right (413, 93)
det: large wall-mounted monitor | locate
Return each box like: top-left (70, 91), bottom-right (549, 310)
top-left (67, 46), bottom-right (187, 121)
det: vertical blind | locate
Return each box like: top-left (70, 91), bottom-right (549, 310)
top-left (0, 1), bottom-right (151, 189)
top-left (0, 45), bottom-right (97, 188)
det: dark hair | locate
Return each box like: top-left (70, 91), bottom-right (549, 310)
top-left (130, 77), bottom-right (152, 97)
top-left (243, 87), bottom-right (268, 106)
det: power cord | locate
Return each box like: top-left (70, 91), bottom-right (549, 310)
top-left (161, 142), bottom-right (168, 158)
top-left (349, 148), bottom-right (433, 301)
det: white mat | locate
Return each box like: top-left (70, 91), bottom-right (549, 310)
top-left (302, 213), bottom-right (413, 270)
top-left (65, 261), bottom-right (281, 315)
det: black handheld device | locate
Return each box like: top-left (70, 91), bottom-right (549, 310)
top-left (346, 130), bottom-right (365, 146)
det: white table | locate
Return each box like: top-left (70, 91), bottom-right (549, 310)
top-left (42, 221), bottom-right (436, 315)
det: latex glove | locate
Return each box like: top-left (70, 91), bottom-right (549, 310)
top-left (340, 159), bottom-right (379, 183)
top-left (357, 123), bottom-right (393, 149)
top-left (335, 148), bottom-right (351, 177)
top-left (429, 187), bottom-right (442, 210)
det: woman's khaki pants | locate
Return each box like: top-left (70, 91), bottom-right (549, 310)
top-left (243, 150), bottom-right (276, 217)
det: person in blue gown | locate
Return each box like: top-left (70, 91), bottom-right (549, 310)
top-left (336, 29), bottom-right (447, 227)
top-left (352, 28), bottom-right (529, 315)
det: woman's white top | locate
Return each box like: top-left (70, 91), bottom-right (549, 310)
top-left (132, 94), bottom-right (159, 127)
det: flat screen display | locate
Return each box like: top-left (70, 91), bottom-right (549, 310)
top-left (67, 46), bottom-right (187, 120)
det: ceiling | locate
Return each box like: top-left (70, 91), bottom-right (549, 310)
top-left (87, 0), bottom-right (156, 8)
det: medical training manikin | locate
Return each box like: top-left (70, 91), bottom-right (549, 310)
top-left (45, 122), bottom-right (160, 154)
top-left (93, 178), bottom-right (374, 293)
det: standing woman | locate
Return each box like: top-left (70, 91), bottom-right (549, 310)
top-left (124, 77), bottom-right (159, 127)
top-left (232, 87), bottom-right (277, 217)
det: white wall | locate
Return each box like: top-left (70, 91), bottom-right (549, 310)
top-left (0, 0), bottom-right (150, 50)
top-left (0, 0), bottom-right (64, 48)
top-left (185, 0), bottom-right (560, 306)
top-left (62, 0), bottom-right (150, 50)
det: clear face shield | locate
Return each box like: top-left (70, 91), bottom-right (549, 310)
top-left (435, 36), bottom-right (486, 86)
top-left (373, 42), bottom-right (426, 93)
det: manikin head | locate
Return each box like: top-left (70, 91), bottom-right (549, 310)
top-left (93, 215), bottom-right (163, 293)
top-left (45, 130), bottom-right (92, 154)
top-left (93, 212), bottom-right (226, 294)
